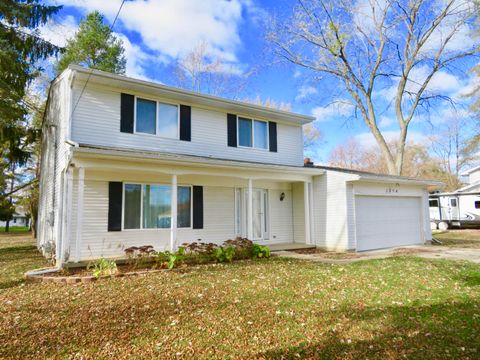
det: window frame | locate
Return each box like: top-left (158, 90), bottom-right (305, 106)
top-left (122, 182), bottom-right (193, 231)
top-left (450, 198), bottom-right (457, 207)
top-left (429, 199), bottom-right (439, 207)
top-left (475, 200), bottom-right (480, 209)
top-left (236, 116), bottom-right (269, 151)
top-left (133, 96), bottom-right (180, 139)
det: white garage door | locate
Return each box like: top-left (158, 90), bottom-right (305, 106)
top-left (355, 196), bottom-right (423, 251)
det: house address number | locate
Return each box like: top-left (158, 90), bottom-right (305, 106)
top-left (385, 184), bottom-right (400, 194)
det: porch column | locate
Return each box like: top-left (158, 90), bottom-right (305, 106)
top-left (304, 181), bottom-right (311, 245)
top-left (247, 178), bottom-right (253, 240)
top-left (75, 167), bottom-right (85, 262)
top-left (170, 174), bottom-right (178, 252)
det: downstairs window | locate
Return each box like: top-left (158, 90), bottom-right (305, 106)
top-left (123, 183), bottom-right (191, 229)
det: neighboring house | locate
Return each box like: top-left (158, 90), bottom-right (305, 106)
top-left (429, 166), bottom-right (480, 229)
top-left (38, 65), bottom-right (438, 266)
top-left (0, 209), bottom-right (29, 228)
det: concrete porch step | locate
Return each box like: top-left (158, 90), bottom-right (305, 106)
top-left (267, 243), bottom-right (316, 251)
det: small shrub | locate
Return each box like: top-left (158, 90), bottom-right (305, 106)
top-left (88, 258), bottom-right (118, 277)
top-left (155, 247), bottom-right (185, 269)
top-left (223, 237), bottom-right (253, 259)
top-left (252, 244), bottom-right (270, 259)
top-left (124, 245), bottom-right (155, 268)
top-left (213, 246), bottom-right (236, 263)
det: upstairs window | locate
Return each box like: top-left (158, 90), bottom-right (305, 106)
top-left (136, 98), bottom-right (156, 134)
top-left (135, 97), bottom-right (179, 138)
top-left (158, 102), bottom-right (179, 138)
top-left (238, 117), bottom-right (268, 149)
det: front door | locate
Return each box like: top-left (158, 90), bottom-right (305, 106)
top-left (252, 189), bottom-right (269, 241)
top-left (235, 188), bottom-right (269, 241)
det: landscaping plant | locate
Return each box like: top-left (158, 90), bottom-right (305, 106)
top-left (213, 246), bottom-right (236, 263)
top-left (87, 258), bottom-right (117, 277)
top-left (252, 244), bottom-right (270, 259)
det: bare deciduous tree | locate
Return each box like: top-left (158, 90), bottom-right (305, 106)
top-left (268, 0), bottom-right (478, 175)
top-left (328, 137), bottom-right (449, 181)
top-left (430, 116), bottom-right (478, 189)
top-left (173, 42), bottom-right (253, 99)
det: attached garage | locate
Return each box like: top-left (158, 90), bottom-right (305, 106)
top-left (354, 196), bottom-right (423, 251)
top-left (312, 166), bottom-right (440, 252)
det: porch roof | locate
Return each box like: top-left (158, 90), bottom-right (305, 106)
top-left (71, 143), bottom-right (324, 181)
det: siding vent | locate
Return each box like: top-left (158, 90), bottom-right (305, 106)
top-left (120, 93), bottom-right (134, 133)
top-left (108, 182), bottom-right (123, 231)
top-left (227, 113), bottom-right (237, 147)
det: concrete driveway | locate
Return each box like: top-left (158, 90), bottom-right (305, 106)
top-left (273, 245), bottom-right (480, 264)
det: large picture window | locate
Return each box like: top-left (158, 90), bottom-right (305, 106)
top-left (123, 183), bottom-right (191, 229)
top-left (238, 117), bottom-right (268, 149)
top-left (135, 97), bottom-right (179, 138)
top-left (124, 184), bottom-right (141, 229)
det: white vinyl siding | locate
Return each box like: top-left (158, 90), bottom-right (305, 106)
top-left (71, 83), bottom-right (303, 166)
top-left (37, 70), bottom-right (73, 262)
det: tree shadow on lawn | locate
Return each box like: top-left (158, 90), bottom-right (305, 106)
top-left (259, 301), bottom-right (480, 360)
top-left (2, 285), bottom-right (479, 359)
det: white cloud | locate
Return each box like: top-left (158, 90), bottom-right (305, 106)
top-left (354, 130), bottom-right (428, 149)
top-left (375, 66), bottom-right (466, 104)
top-left (37, 15), bottom-right (78, 47)
top-left (311, 101), bottom-right (355, 122)
top-left (295, 85), bottom-right (318, 101)
top-left (114, 33), bottom-right (156, 81)
top-left (58, 0), bottom-right (254, 64)
top-left (379, 115), bottom-right (395, 128)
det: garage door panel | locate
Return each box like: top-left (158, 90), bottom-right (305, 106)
top-left (355, 196), bottom-right (422, 251)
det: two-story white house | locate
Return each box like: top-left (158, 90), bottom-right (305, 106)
top-left (38, 65), bottom-right (437, 266)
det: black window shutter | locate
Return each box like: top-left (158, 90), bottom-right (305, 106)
top-left (108, 182), bottom-right (123, 231)
top-left (179, 105), bottom-right (191, 141)
top-left (120, 93), bottom-right (134, 133)
top-left (192, 186), bottom-right (204, 229)
top-left (227, 113), bottom-right (237, 147)
top-left (269, 121), bottom-right (277, 152)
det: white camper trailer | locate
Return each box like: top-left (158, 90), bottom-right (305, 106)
top-left (429, 166), bottom-right (480, 230)
top-left (429, 192), bottom-right (480, 230)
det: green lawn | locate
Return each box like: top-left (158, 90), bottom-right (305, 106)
top-left (0, 226), bottom-right (30, 233)
top-left (433, 229), bottom-right (480, 248)
top-left (1, 234), bottom-right (480, 359)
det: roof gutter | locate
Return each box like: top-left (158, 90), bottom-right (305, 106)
top-left (348, 174), bottom-right (443, 187)
top-left (71, 145), bottom-right (325, 175)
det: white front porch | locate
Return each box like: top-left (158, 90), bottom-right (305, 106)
top-left (59, 147), bottom-right (324, 263)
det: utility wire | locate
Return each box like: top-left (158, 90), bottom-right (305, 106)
top-left (68, 0), bottom-right (126, 120)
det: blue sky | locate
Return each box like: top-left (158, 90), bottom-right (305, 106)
top-left (40, 0), bottom-right (478, 164)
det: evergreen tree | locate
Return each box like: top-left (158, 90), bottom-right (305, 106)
top-left (0, 0), bottom-right (60, 231)
top-left (56, 11), bottom-right (126, 74)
